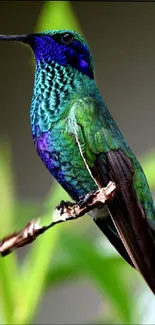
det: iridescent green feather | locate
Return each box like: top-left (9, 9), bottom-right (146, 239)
top-left (68, 96), bottom-right (155, 227)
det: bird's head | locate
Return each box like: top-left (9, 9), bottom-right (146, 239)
top-left (0, 30), bottom-right (94, 79)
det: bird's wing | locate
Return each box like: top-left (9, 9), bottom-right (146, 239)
top-left (68, 96), bottom-right (155, 293)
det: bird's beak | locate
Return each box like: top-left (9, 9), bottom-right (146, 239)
top-left (0, 34), bottom-right (31, 43)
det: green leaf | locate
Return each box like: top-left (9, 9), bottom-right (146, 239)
top-left (0, 141), bottom-right (15, 233)
top-left (0, 141), bottom-right (19, 323)
top-left (13, 200), bottom-right (40, 228)
top-left (45, 249), bottom-right (126, 290)
top-left (45, 260), bottom-right (81, 289)
top-left (36, 1), bottom-right (82, 33)
top-left (15, 196), bottom-right (61, 323)
top-left (60, 230), bottom-right (133, 324)
top-left (140, 150), bottom-right (155, 190)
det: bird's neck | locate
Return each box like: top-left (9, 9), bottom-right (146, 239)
top-left (30, 60), bottom-right (98, 134)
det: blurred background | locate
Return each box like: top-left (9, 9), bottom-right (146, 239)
top-left (0, 1), bottom-right (154, 324)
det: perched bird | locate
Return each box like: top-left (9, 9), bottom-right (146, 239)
top-left (0, 30), bottom-right (155, 293)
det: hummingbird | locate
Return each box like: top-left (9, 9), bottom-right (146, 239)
top-left (0, 30), bottom-right (155, 293)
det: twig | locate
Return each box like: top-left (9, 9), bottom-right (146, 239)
top-left (0, 181), bottom-right (116, 257)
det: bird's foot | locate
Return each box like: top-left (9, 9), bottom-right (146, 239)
top-left (56, 200), bottom-right (75, 215)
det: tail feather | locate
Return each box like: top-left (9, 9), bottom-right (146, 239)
top-left (107, 150), bottom-right (155, 294)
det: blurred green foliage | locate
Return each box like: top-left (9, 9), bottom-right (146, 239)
top-left (0, 1), bottom-right (155, 324)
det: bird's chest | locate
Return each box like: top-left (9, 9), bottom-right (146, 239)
top-left (33, 122), bottom-right (97, 200)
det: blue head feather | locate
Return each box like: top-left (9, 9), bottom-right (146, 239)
top-left (29, 29), bottom-right (94, 79)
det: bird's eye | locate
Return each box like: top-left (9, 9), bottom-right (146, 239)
top-left (61, 33), bottom-right (74, 45)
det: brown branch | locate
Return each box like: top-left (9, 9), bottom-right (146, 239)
top-left (0, 181), bottom-right (116, 257)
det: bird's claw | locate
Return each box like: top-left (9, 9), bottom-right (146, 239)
top-left (56, 200), bottom-right (74, 215)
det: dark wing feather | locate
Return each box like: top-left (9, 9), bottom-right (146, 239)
top-left (92, 155), bottom-right (135, 268)
top-left (92, 149), bottom-right (155, 293)
top-left (106, 150), bottom-right (155, 291)
top-left (69, 97), bottom-right (155, 294)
